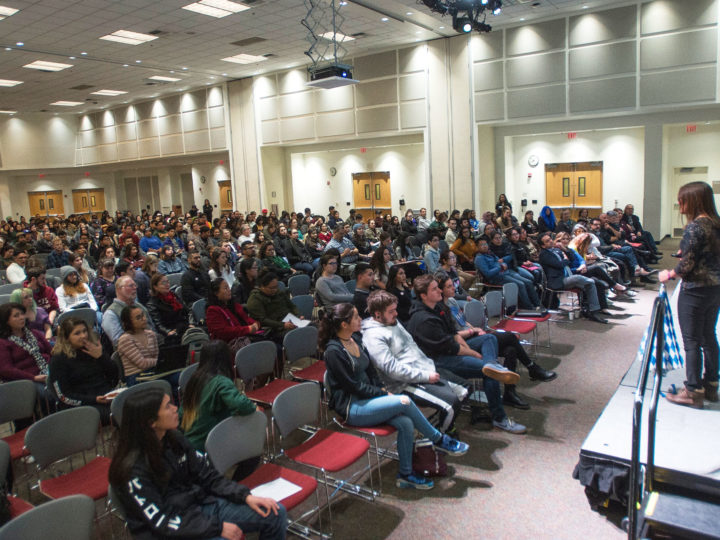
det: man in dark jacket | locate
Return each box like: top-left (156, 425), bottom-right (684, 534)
top-left (406, 275), bottom-right (526, 434)
top-left (181, 250), bottom-right (210, 307)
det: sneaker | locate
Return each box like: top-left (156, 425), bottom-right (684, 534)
top-left (481, 362), bottom-right (520, 385)
top-left (434, 434), bottom-right (469, 456)
top-left (492, 417), bottom-right (527, 434)
top-left (396, 473), bottom-right (434, 490)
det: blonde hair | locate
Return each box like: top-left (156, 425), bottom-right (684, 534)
top-left (52, 318), bottom-right (98, 358)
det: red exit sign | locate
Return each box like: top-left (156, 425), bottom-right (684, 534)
top-left (567, 132), bottom-right (577, 139)
top-left (686, 124), bottom-right (697, 133)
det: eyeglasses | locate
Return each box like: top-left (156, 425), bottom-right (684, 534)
top-left (327, 261), bottom-right (338, 266)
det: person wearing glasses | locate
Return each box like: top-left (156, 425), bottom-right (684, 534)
top-left (102, 275), bottom-right (155, 346)
top-left (315, 254), bottom-right (353, 310)
top-left (6, 249), bottom-right (29, 283)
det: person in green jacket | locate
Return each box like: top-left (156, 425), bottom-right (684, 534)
top-left (246, 270), bottom-right (302, 343)
top-left (180, 339), bottom-right (260, 478)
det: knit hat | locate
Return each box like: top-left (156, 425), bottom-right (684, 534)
top-left (60, 265), bottom-right (78, 282)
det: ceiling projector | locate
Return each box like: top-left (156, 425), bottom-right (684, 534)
top-left (306, 63), bottom-right (359, 89)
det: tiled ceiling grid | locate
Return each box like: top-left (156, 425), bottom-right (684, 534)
top-left (0, 0), bottom-right (635, 114)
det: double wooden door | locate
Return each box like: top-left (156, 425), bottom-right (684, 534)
top-left (218, 180), bottom-right (233, 213)
top-left (352, 172), bottom-right (391, 219)
top-left (28, 191), bottom-right (64, 217)
top-left (545, 162), bottom-right (603, 218)
top-left (72, 188), bottom-right (106, 215)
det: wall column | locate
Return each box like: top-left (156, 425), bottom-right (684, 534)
top-left (227, 79), bottom-right (262, 212)
top-left (644, 124), bottom-right (663, 238)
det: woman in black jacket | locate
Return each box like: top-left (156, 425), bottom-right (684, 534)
top-left (108, 386), bottom-right (285, 540)
top-left (321, 303), bottom-right (468, 491)
top-left (146, 273), bottom-right (190, 343)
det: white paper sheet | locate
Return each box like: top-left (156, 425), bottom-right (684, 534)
top-left (282, 313), bottom-right (311, 328)
top-left (250, 477), bottom-right (302, 501)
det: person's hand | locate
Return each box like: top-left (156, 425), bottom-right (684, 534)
top-left (96, 395), bottom-right (110, 404)
top-left (34, 374), bottom-right (47, 383)
top-left (256, 405), bottom-right (264, 412)
top-left (399, 395), bottom-right (410, 405)
top-left (220, 522), bottom-right (244, 540)
top-left (283, 321), bottom-right (297, 330)
top-left (659, 269), bottom-right (675, 283)
top-left (83, 341), bottom-right (103, 359)
top-left (612, 244), bottom-right (621, 249)
top-left (578, 264), bottom-right (587, 274)
top-left (475, 327), bottom-right (486, 336)
top-left (249, 322), bottom-right (260, 333)
top-left (167, 330), bottom-right (177, 336)
top-left (428, 372), bottom-right (440, 383)
top-left (245, 495), bottom-right (280, 518)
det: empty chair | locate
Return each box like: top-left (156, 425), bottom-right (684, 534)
top-left (191, 298), bottom-right (207, 326)
top-left (287, 274), bottom-right (311, 297)
top-left (290, 294), bottom-right (314, 320)
top-left (206, 411), bottom-right (324, 538)
top-left (283, 326), bottom-right (325, 384)
top-left (503, 282), bottom-right (551, 348)
top-left (0, 380), bottom-right (36, 462)
top-left (110, 379), bottom-right (173, 427)
top-left (0, 440), bottom-right (33, 519)
top-left (0, 283), bottom-right (23, 295)
top-left (56, 307), bottom-right (97, 331)
top-left (235, 341), bottom-right (298, 408)
top-left (24, 406), bottom-right (110, 501)
top-left (485, 290), bottom-right (538, 359)
top-left (0, 494), bottom-right (95, 540)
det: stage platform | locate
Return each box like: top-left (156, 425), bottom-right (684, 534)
top-left (577, 363), bottom-right (720, 501)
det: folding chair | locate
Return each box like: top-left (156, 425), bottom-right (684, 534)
top-left (56, 308), bottom-right (98, 331)
top-left (206, 412), bottom-right (327, 539)
top-left (288, 274), bottom-right (311, 297)
top-left (111, 351), bottom-right (126, 384)
top-left (0, 294), bottom-right (10, 305)
top-left (484, 290), bottom-right (538, 359)
top-left (0, 494), bottom-right (95, 540)
top-left (283, 326), bottom-right (325, 384)
top-left (0, 283), bottom-right (22, 295)
top-left (178, 362), bottom-right (200, 401)
top-left (0, 380), bottom-right (36, 465)
top-left (272, 383), bottom-right (376, 502)
top-left (45, 268), bottom-right (63, 280)
top-left (191, 298), bottom-right (207, 326)
top-left (463, 299), bottom-right (488, 329)
top-left (24, 406), bottom-right (110, 502)
top-left (291, 294), bottom-right (314, 321)
top-left (110, 380), bottom-right (173, 427)
top-left (106, 484), bottom-right (131, 539)
top-left (0, 440), bottom-right (33, 518)
top-left (235, 342), bottom-right (298, 409)
top-left (542, 283), bottom-right (583, 320)
top-left (167, 272), bottom-right (183, 288)
top-left (502, 282), bottom-right (552, 349)
top-left (344, 279), bottom-right (356, 294)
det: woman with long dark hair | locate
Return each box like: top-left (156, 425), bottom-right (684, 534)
top-left (259, 241), bottom-right (295, 283)
top-left (232, 257), bottom-right (259, 305)
top-left (385, 265), bottom-right (412, 324)
top-left (321, 303), bottom-right (468, 491)
top-left (206, 277), bottom-right (262, 354)
top-left (450, 226), bottom-right (478, 271)
top-left (109, 386), bottom-right (285, 540)
top-left (147, 273), bottom-right (190, 343)
top-left (660, 181), bottom-right (720, 408)
top-left (117, 304), bottom-right (160, 386)
top-left (369, 246), bottom-right (392, 289)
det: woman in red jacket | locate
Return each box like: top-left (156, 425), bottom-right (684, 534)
top-left (205, 278), bottom-right (263, 355)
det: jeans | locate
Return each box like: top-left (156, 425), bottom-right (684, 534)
top-left (677, 285), bottom-right (720, 390)
top-left (609, 246), bottom-right (638, 270)
top-left (503, 270), bottom-right (540, 308)
top-left (562, 274), bottom-right (601, 312)
top-left (347, 395), bottom-right (442, 476)
top-left (292, 262), bottom-right (314, 274)
top-left (202, 497), bottom-right (287, 540)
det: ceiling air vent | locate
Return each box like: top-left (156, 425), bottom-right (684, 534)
top-left (351, 32), bottom-right (367, 38)
top-left (230, 37), bottom-right (267, 47)
top-left (70, 84), bottom-right (94, 90)
top-left (262, 53), bottom-right (276, 58)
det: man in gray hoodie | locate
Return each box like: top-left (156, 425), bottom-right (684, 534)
top-left (361, 290), bottom-right (467, 433)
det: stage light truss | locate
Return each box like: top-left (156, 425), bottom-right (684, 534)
top-left (418, 0), bottom-right (501, 33)
top-left (302, 0), bottom-right (350, 73)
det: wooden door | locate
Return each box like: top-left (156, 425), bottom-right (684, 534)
top-left (45, 191), bottom-right (64, 217)
top-left (352, 171), bottom-right (391, 218)
top-left (545, 162), bottom-right (603, 218)
top-left (28, 190), bottom-right (64, 217)
top-left (89, 189), bottom-right (105, 214)
top-left (73, 190), bottom-right (90, 214)
top-left (218, 180), bottom-right (232, 212)
top-left (172, 204), bottom-right (183, 216)
top-left (28, 192), bottom-right (46, 217)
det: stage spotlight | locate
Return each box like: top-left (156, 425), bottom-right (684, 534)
top-left (492, 0), bottom-right (502, 15)
top-left (453, 14), bottom-right (474, 33)
top-left (474, 21), bottom-right (492, 32)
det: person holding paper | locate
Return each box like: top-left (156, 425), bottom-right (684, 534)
top-left (110, 385), bottom-right (286, 540)
top-left (247, 270), bottom-right (303, 343)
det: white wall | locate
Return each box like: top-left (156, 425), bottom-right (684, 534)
top-left (507, 127), bottom-right (646, 218)
top-left (191, 161), bottom-right (230, 218)
top-left (0, 114), bottom-right (78, 170)
top-left (290, 142), bottom-right (426, 218)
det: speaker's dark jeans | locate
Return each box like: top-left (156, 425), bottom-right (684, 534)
top-left (677, 285), bottom-right (720, 390)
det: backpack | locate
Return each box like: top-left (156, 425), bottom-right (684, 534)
top-left (181, 327), bottom-right (210, 364)
top-left (412, 439), bottom-right (447, 477)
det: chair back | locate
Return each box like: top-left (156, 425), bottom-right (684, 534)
top-left (178, 362), bottom-right (200, 394)
top-left (484, 290), bottom-right (504, 319)
top-left (287, 274), bottom-right (310, 296)
top-left (344, 279), bottom-right (356, 294)
top-left (277, 281), bottom-right (286, 291)
top-left (206, 411), bottom-right (267, 474)
top-left (502, 282), bottom-right (518, 315)
top-left (234, 341), bottom-right (276, 381)
top-left (0, 494), bottom-right (95, 540)
top-left (174, 286), bottom-right (183, 304)
top-left (110, 380), bottom-right (173, 427)
top-left (56, 308), bottom-right (97, 330)
top-left (291, 294), bottom-right (314, 320)
top-left (111, 351), bottom-right (126, 383)
top-left (272, 382), bottom-right (320, 438)
top-left (107, 484), bottom-right (127, 521)
top-left (0, 440), bottom-right (9, 483)
top-left (45, 268), bottom-right (63, 279)
top-left (191, 299), bottom-right (207, 326)
top-left (0, 282), bottom-right (23, 295)
top-left (24, 406), bottom-right (100, 468)
top-left (0, 379), bottom-right (37, 424)
top-left (0, 294), bottom-right (10, 305)
top-left (167, 273), bottom-right (183, 288)
top-left (0, 269), bottom-right (6, 284)
top-left (463, 300), bottom-right (488, 329)
top-left (283, 326), bottom-right (319, 366)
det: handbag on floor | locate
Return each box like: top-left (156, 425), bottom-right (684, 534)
top-left (412, 439), bottom-right (447, 477)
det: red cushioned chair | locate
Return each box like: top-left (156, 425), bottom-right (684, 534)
top-left (206, 411), bottom-right (325, 538)
top-left (0, 380), bottom-right (36, 462)
top-left (24, 406), bottom-right (110, 503)
top-left (272, 383), bottom-right (376, 506)
top-left (235, 342), bottom-right (299, 409)
top-left (484, 290), bottom-right (539, 359)
top-left (0, 440), bottom-right (33, 518)
top-left (502, 282), bottom-right (553, 349)
top-left (283, 326), bottom-right (325, 384)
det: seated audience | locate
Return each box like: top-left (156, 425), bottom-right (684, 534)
top-left (259, 241), bottom-right (296, 283)
top-left (90, 258), bottom-right (117, 311)
top-left (181, 250), bottom-right (210, 307)
top-left (232, 257), bottom-right (259, 305)
top-left (450, 227), bottom-right (478, 271)
top-left (6, 250), bottom-right (28, 283)
top-left (369, 246), bottom-right (392, 289)
top-left (55, 265), bottom-right (99, 313)
top-left (147, 273), bottom-right (190, 343)
top-left (316, 253), bottom-right (353, 310)
top-left (206, 278), bottom-right (262, 354)
top-left (386, 265), bottom-right (413, 324)
top-left (352, 262), bottom-right (376, 318)
top-left (117, 304), bottom-right (160, 386)
top-left (9, 288), bottom-right (51, 340)
top-left (24, 267), bottom-right (59, 326)
top-left (103, 275), bottom-right (155, 346)
top-left (158, 244), bottom-right (187, 275)
top-left (208, 246), bottom-right (235, 287)
top-left (246, 271), bottom-right (301, 343)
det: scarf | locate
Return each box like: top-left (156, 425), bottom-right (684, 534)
top-left (159, 291), bottom-right (184, 312)
top-left (8, 327), bottom-right (48, 375)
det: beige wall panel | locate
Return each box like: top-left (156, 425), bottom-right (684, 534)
top-left (399, 73), bottom-right (426, 101)
top-left (400, 101), bottom-right (426, 129)
top-left (135, 101), bottom-right (154, 119)
top-left (259, 97), bottom-right (278, 121)
top-left (81, 130), bottom-right (96, 147)
top-left (569, 5), bottom-right (637, 46)
top-left (506, 19), bottom-right (566, 56)
top-left (473, 60), bottom-right (504, 92)
top-left (119, 105), bottom-right (137, 124)
top-left (207, 86), bottom-right (224, 107)
top-left (569, 42), bottom-right (637, 79)
top-left (508, 84), bottom-right (565, 118)
top-left (158, 114), bottom-right (182, 136)
top-left (640, 67), bottom-right (716, 105)
top-left (354, 50), bottom-right (397, 79)
top-left (182, 110), bottom-right (208, 132)
top-left (99, 110), bottom-right (116, 127)
top-left (569, 77), bottom-right (636, 112)
top-left (356, 79), bottom-right (398, 107)
top-left (184, 130), bottom-right (210, 152)
top-left (399, 45), bottom-right (426, 73)
top-left (155, 95), bottom-right (181, 116)
top-left (210, 127), bottom-right (226, 149)
top-left (315, 85), bottom-right (354, 112)
top-left (98, 144), bottom-right (117, 162)
top-left (82, 146), bottom-right (99, 164)
top-left (262, 121), bottom-right (280, 144)
top-left (98, 126), bottom-right (117, 145)
top-left (474, 92), bottom-right (505, 121)
top-left (138, 119), bottom-right (158, 139)
top-left (116, 123), bottom-right (137, 142)
top-left (160, 134), bottom-right (184, 155)
top-left (138, 138), bottom-right (160, 158)
top-left (357, 106), bottom-right (399, 133)
top-left (279, 91), bottom-right (313, 118)
top-left (316, 110), bottom-right (355, 138)
top-left (470, 32), bottom-right (503, 61)
top-left (180, 91), bottom-right (206, 112)
top-left (208, 106), bottom-right (225, 128)
top-left (278, 70), bottom-right (308, 94)
top-left (80, 114), bottom-right (94, 131)
top-left (117, 141), bottom-right (138, 161)
top-left (507, 52), bottom-right (565, 87)
top-left (280, 116), bottom-right (315, 141)
top-left (641, 0), bottom-right (716, 35)
top-left (641, 29), bottom-right (717, 70)
top-left (254, 76), bottom-right (277, 98)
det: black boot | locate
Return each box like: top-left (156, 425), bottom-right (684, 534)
top-left (503, 385), bottom-right (530, 410)
top-left (527, 361), bottom-right (557, 382)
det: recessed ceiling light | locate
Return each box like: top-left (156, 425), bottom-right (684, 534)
top-left (520, 17), bottom-right (525, 21)
top-left (15, 41), bottom-right (23, 46)
top-left (222, 72), bottom-right (227, 76)
top-left (100, 29), bottom-right (158, 45)
top-left (221, 53), bottom-right (268, 64)
top-left (122, 64), bottom-right (129, 67)
top-left (149, 75), bottom-right (181, 82)
top-left (339, 1), bottom-right (347, 5)
top-left (135, 59), bottom-right (142, 63)
top-left (319, 31), bottom-right (355, 42)
top-left (381, 17), bottom-right (388, 22)
top-left (0, 110), bottom-right (17, 114)
top-left (182, 67), bottom-right (188, 70)
top-left (50, 101), bottom-right (83, 106)
top-left (0, 78), bottom-right (22, 87)
top-left (23, 60), bottom-right (73, 71)
top-left (439, 26), bottom-right (444, 29)
top-left (0, 5), bottom-right (19, 19)
top-left (91, 89), bottom-right (127, 96)
top-left (69, 56), bottom-right (76, 59)
top-left (81, 51), bottom-right (87, 55)
top-left (182, 0), bottom-right (250, 18)
top-left (4, 47), bottom-right (10, 51)
top-left (406, 11), bottom-right (412, 15)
